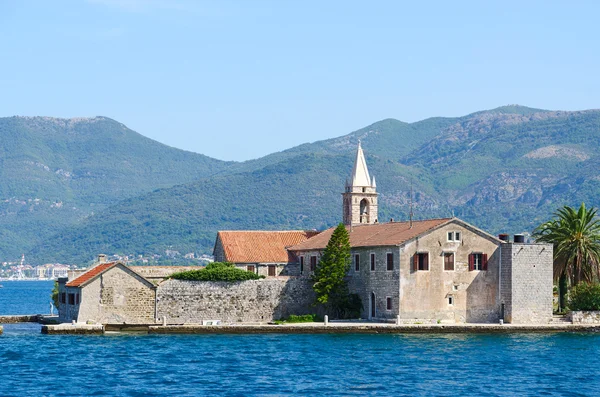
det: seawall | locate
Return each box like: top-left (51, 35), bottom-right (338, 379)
top-left (0, 315), bottom-right (40, 323)
top-left (39, 322), bottom-right (600, 335)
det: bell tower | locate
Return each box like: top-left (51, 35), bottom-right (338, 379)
top-left (343, 142), bottom-right (378, 226)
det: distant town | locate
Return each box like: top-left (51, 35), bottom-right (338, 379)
top-left (0, 252), bottom-right (214, 281)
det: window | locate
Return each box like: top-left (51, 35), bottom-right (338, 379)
top-left (60, 292), bottom-right (66, 304)
top-left (413, 252), bottom-right (429, 271)
top-left (75, 294), bottom-right (80, 305)
top-left (299, 256), bottom-right (304, 273)
top-left (469, 253), bottom-right (488, 271)
top-left (68, 293), bottom-right (75, 305)
top-left (310, 256), bottom-right (317, 272)
top-left (444, 252), bottom-right (455, 271)
top-left (370, 253), bottom-right (376, 271)
top-left (386, 297), bottom-right (392, 311)
top-left (386, 253), bottom-right (394, 271)
top-left (448, 295), bottom-right (454, 305)
top-left (354, 254), bottom-right (360, 272)
top-left (268, 265), bottom-right (276, 277)
top-left (447, 231), bottom-right (461, 242)
top-left (247, 265), bottom-right (255, 273)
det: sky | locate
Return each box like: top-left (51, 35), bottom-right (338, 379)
top-left (1, 0), bottom-right (599, 161)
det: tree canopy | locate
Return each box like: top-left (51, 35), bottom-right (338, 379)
top-left (312, 223), bottom-right (361, 318)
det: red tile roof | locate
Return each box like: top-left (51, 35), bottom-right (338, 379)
top-left (217, 230), bottom-right (320, 263)
top-left (65, 262), bottom-right (116, 287)
top-left (289, 218), bottom-right (453, 251)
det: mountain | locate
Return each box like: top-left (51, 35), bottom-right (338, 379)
top-left (5, 106), bottom-right (600, 265)
top-left (0, 116), bottom-right (231, 259)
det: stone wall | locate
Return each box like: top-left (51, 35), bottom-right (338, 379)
top-left (156, 277), bottom-right (316, 324)
top-left (570, 311), bottom-right (600, 324)
top-left (501, 243), bottom-right (553, 324)
top-left (347, 246), bottom-right (400, 320)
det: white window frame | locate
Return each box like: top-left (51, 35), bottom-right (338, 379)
top-left (447, 231), bottom-right (462, 242)
top-left (473, 253), bottom-right (484, 271)
top-left (443, 251), bottom-right (455, 272)
top-left (416, 251), bottom-right (430, 272)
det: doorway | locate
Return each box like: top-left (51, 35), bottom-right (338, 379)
top-left (370, 292), bottom-right (376, 319)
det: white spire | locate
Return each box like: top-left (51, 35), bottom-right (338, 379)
top-left (351, 141), bottom-right (371, 187)
top-left (371, 175), bottom-right (376, 188)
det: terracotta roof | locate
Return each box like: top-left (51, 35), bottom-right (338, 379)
top-left (217, 230), bottom-right (320, 263)
top-left (289, 218), bottom-right (453, 251)
top-left (65, 262), bottom-right (116, 287)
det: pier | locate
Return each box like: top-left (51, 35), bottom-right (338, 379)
top-left (38, 322), bottom-right (600, 335)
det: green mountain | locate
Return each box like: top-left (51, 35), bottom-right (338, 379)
top-left (6, 106), bottom-right (600, 265)
top-left (0, 116), bottom-right (231, 259)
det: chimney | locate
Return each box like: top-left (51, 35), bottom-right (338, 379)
top-left (513, 234), bottom-right (525, 243)
top-left (498, 234), bottom-right (509, 242)
top-left (97, 254), bottom-right (107, 263)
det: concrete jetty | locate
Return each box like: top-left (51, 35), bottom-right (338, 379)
top-left (38, 322), bottom-right (600, 335)
top-left (0, 315), bottom-right (40, 323)
top-left (41, 323), bottom-right (104, 335)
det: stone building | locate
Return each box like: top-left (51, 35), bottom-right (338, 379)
top-left (213, 230), bottom-right (319, 277)
top-left (288, 143), bottom-right (554, 324)
top-left (57, 259), bottom-right (157, 324)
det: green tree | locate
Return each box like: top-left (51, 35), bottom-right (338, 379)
top-left (533, 203), bottom-right (600, 311)
top-left (312, 223), bottom-right (358, 318)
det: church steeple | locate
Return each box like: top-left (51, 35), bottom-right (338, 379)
top-left (342, 142), bottom-right (378, 226)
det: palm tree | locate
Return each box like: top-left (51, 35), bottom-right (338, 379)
top-left (533, 203), bottom-right (600, 311)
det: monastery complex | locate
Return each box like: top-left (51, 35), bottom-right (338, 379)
top-left (58, 143), bottom-right (554, 325)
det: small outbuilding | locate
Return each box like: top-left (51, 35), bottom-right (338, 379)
top-left (57, 259), bottom-right (156, 324)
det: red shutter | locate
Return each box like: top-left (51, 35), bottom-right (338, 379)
top-left (482, 254), bottom-right (488, 271)
top-left (468, 254), bottom-right (474, 271)
top-left (413, 254), bottom-right (418, 272)
top-left (424, 253), bottom-right (429, 271)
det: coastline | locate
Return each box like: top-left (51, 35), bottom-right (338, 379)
top-left (38, 322), bottom-right (600, 335)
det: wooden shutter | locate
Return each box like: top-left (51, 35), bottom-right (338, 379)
top-left (413, 254), bottom-right (418, 272)
top-left (482, 254), bottom-right (488, 271)
top-left (468, 254), bottom-right (474, 271)
top-left (424, 253), bottom-right (429, 271)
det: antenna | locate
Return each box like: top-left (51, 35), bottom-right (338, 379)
top-left (409, 180), bottom-right (414, 228)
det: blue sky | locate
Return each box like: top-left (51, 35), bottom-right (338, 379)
top-left (1, 1), bottom-right (599, 161)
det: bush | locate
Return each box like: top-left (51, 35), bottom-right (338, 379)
top-left (170, 262), bottom-right (265, 282)
top-left (275, 314), bottom-right (323, 324)
top-left (568, 283), bottom-right (600, 311)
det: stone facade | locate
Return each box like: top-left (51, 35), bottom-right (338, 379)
top-left (500, 243), bottom-right (554, 324)
top-left (58, 264), bottom-right (156, 324)
top-left (157, 278), bottom-right (316, 324)
top-left (570, 311), bottom-right (600, 324)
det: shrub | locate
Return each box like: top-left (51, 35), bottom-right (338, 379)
top-left (275, 314), bottom-right (323, 324)
top-left (170, 262), bottom-right (265, 282)
top-left (568, 283), bottom-right (600, 311)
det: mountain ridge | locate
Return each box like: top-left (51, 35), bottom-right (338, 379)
top-left (2, 105), bottom-right (600, 264)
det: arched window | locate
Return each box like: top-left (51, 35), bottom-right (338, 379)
top-left (360, 198), bottom-right (369, 223)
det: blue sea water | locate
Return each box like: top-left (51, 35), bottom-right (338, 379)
top-left (2, 281), bottom-right (600, 396)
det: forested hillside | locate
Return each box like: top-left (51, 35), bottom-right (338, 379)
top-left (4, 107), bottom-right (600, 264)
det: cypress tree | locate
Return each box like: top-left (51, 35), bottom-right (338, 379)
top-left (312, 223), bottom-right (353, 317)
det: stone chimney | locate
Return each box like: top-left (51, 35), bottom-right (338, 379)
top-left (97, 254), bottom-right (107, 264)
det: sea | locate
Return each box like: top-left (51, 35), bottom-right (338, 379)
top-left (1, 281), bottom-right (600, 396)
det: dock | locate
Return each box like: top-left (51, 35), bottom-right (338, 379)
top-left (37, 322), bottom-right (600, 335)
